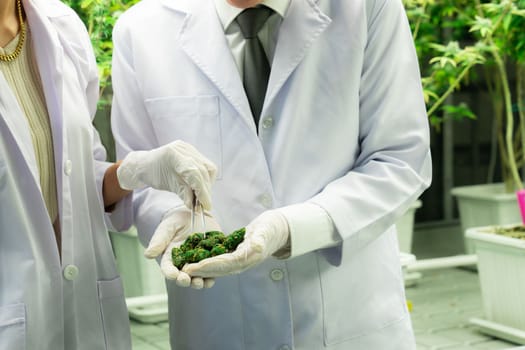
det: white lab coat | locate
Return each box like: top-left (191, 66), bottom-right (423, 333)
top-left (0, 0), bottom-right (131, 349)
top-left (112, 0), bottom-right (432, 349)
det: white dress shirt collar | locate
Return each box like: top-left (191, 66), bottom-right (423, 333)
top-left (214, 0), bottom-right (291, 31)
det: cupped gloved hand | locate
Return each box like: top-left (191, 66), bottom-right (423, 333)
top-left (182, 210), bottom-right (290, 278)
top-left (117, 140), bottom-right (217, 210)
top-left (144, 207), bottom-right (222, 289)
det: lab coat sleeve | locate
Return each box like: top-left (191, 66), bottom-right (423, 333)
top-left (72, 14), bottom-right (133, 231)
top-left (110, 17), bottom-right (183, 246)
top-left (279, 203), bottom-right (339, 258)
top-left (308, 0), bottom-right (432, 257)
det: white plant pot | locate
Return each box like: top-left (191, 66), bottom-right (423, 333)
top-left (452, 183), bottom-right (521, 252)
top-left (109, 227), bottom-right (166, 298)
top-left (466, 226), bottom-right (525, 344)
top-left (395, 200), bottom-right (422, 253)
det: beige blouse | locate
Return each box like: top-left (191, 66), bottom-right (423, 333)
top-left (0, 28), bottom-right (58, 223)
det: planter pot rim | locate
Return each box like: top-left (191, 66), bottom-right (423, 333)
top-left (451, 183), bottom-right (519, 201)
top-left (466, 225), bottom-right (525, 249)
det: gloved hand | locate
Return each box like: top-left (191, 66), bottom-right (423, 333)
top-left (144, 207), bottom-right (222, 289)
top-left (117, 140), bottom-right (217, 210)
top-left (182, 210), bottom-right (290, 278)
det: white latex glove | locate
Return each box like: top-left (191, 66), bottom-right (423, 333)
top-left (182, 210), bottom-right (290, 278)
top-left (144, 207), bottom-right (222, 289)
top-left (117, 140), bottom-right (217, 210)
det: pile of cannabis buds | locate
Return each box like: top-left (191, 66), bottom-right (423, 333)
top-left (171, 228), bottom-right (246, 269)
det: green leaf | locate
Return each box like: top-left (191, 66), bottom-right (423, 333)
top-left (442, 103), bottom-right (477, 120)
top-left (80, 0), bottom-right (94, 10)
top-left (470, 16), bottom-right (493, 37)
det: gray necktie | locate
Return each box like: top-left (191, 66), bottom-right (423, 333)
top-left (235, 6), bottom-right (273, 128)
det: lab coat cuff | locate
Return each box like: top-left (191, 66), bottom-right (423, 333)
top-left (106, 192), bottom-right (134, 232)
top-left (278, 202), bottom-right (341, 258)
top-left (95, 160), bottom-right (111, 206)
top-left (95, 160), bottom-right (134, 231)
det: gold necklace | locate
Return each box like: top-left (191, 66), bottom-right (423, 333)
top-left (0, 0), bottom-right (26, 62)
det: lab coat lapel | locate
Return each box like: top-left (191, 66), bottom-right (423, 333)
top-left (264, 0), bottom-right (331, 113)
top-left (161, 0), bottom-right (255, 131)
top-left (0, 75), bottom-right (39, 183)
top-left (24, 0), bottom-right (66, 212)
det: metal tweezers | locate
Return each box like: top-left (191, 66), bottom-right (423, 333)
top-left (191, 196), bottom-right (206, 237)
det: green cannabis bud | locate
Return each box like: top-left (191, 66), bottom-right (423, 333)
top-left (171, 247), bottom-right (186, 270)
top-left (224, 228), bottom-right (246, 251)
top-left (210, 244), bottom-right (227, 256)
top-left (171, 228), bottom-right (246, 268)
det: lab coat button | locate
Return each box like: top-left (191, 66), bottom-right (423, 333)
top-left (270, 268), bottom-right (284, 281)
top-left (63, 265), bottom-right (79, 281)
top-left (259, 194), bottom-right (273, 208)
top-left (279, 345), bottom-right (291, 350)
top-left (64, 160), bottom-right (72, 176)
top-left (262, 117), bottom-right (273, 129)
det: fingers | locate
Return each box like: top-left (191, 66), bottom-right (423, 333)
top-left (122, 141), bottom-right (217, 212)
top-left (159, 238), bottom-right (216, 289)
top-left (174, 141), bottom-right (217, 180)
top-left (170, 141), bottom-right (216, 211)
top-left (179, 184), bottom-right (195, 211)
top-left (161, 258), bottom-right (211, 289)
top-left (144, 225), bottom-right (172, 259)
top-left (178, 165), bottom-right (213, 210)
top-left (192, 183), bottom-right (213, 211)
top-left (179, 141), bottom-right (218, 183)
top-left (188, 277), bottom-right (214, 289)
top-left (190, 277), bottom-right (204, 289)
top-left (159, 248), bottom-right (193, 288)
top-left (175, 271), bottom-right (191, 288)
top-left (182, 238), bottom-right (264, 278)
top-left (160, 247), bottom-right (182, 279)
top-left (191, 162), bottom-right (216, 211)
top-left (144, 210), bottom-right (187, 258)
top-left (116, 151), bottom-right (147, 190)
top-left (203, 278), bottom-right (215, 289)
top-left (173, 271), bottom-right (215, 289)
top-left (182, 251), bottom-right (243, 278)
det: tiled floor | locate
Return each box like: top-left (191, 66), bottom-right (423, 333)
top-left (130, 321), bottom-right (170, 350)
top-left (128, 268), bottom-right (520, 350)
top-left (407, 268), bottom-right (517, 350)
top-left (127, 223), bottom-right (525, 349)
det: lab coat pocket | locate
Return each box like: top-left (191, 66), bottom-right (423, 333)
top-left (0, 303), bottom-right (26, 350)
top-left (145, 95), bottom-right (223, 179)
top-left (318, 229), bottom-right (407, 345)
top-left (97, 277), bottom-right (131, 350)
